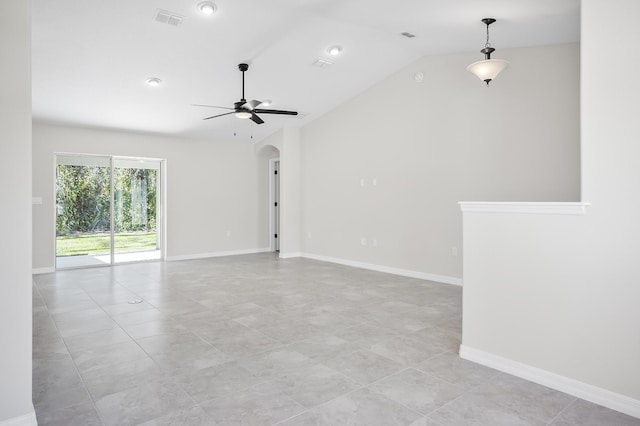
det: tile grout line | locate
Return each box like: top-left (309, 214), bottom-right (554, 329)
top-left (417, 369), bottom-right (511, 422)
top-left (273, 365), bottom-right (430, 425)
top-left (270, 375), bottom-right (397, 425)
top-left (545, 397), bottom-right (580, 425)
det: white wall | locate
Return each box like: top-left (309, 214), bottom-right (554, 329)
top-left (461, 0), bottom-right (640, 416)
top-left (300, 43), bottom-right (580, 280)
top-left (0, 0), bottom-right (34, 423)
top-left (33, 123), bottom-right (270, 269)
top-left (279, 128), bottom-right (302, 256)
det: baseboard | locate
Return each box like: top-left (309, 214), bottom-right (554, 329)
top-left (300, 252), bottom-right (463, 286)
top-left (0, 406), bottom-right (38, 425)
top-left (165, 248), bottom-right (271, 262)
top-left (32, 267), bottom-right (55, 275)
top-left (459, 345), bottom-right (640, 419)
top-left (279, 252), bottom-right (302, 259)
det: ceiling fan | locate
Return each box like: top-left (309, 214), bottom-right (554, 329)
top-left (194, 63), bottom-right (298, 125)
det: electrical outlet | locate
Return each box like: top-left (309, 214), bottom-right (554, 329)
top-left (452, 247), bottom-right (458, 256)
top-left (372, 178), bottom-right (377, 186)
top-left (360, 178), bottom-right (365, 187)
top-left (226, 230), bottom-right (231, 237)
top-left (361, 238), bottom-right (367, 246)
top-left (373, 239), bottom-right (378, 247)
top-left (307, 232), bottom-right (312, 239)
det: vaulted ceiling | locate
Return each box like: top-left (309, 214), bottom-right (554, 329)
top-left (32, 0), bottom-right (580, 143)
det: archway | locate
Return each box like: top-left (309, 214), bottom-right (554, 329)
top-left (256, 144), bottom-right (280, 252)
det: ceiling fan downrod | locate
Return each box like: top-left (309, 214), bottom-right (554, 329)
top-left (239, 63), bottom-right (249, 102)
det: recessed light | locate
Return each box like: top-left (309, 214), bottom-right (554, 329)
top-left (197, 2), bottom-right (217, 15)
top-left (260, 99), bottom-right (272, 107)
top-left (327, 45), bottom-right (342, 56)
top-left (146, 77), bottom-right (162, 87)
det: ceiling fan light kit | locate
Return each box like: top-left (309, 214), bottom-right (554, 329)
top-left (196, 63), bottom-right (298, 125)
top-left (467, 18), bottom-right (509, 86)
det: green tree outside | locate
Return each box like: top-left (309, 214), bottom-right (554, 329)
top-left (56, 164), bottom-right (158, 256)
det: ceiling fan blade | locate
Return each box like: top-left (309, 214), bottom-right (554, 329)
top-left (203, 111), bottom-right (235, 120)
top-left (192, 104), bottom-right (234, 110)
top-left (253, 108), bottom-right (298, 116)
top-left (244, 100), bottom-right (261, 110)
top-left (250, 113), bottom-right (264, 124)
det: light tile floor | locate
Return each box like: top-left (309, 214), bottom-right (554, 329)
top-left (32, 253), bottom-right (640, 426)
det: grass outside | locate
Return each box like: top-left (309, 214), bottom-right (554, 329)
top-left (56, 232), bottom-right (157, 257)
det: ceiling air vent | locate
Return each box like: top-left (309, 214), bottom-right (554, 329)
top-left (154, 9), bottom-right (185, 26)
top-left (312, 58), bottom-right (333, 68)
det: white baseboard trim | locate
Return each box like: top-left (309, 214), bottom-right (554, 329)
top-left (0, 406), bottom-right (38, 426)
top-left (459, 345), bottom-right (640, 419)
top-left (300, 252), bottom-right (462, 286)
top-left (279, 252), bottom-right (302, 259)
top-left (32, 267), bottom-right (55, 275)
top-left (165, 248), bottom-right (271, 262)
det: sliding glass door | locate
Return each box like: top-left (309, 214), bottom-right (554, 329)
top-left (55, 154), bottom-right (162, 269)
top-left (113, 158), bottom-right (161, 264)
top-left (56, 155), bottom-right (112, 268)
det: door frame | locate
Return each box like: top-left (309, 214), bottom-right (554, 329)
top-left (268, 158), bottom-right (280, 252)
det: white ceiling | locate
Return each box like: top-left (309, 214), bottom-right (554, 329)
top-left (32, 0), bottom-right (580, 143)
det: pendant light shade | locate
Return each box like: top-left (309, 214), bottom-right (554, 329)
top-left (466, 59), bottom-right (509, 83)
top-left (467, 18), bottom-right (509, 86)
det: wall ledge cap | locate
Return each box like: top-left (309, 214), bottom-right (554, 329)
top-left (459, 201), bottom-right (590, 215)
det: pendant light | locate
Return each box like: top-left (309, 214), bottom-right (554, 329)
top-left (467, 18), bottom-right (509, 86)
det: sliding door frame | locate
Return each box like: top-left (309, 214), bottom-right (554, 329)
top-left (54, 152), bottom-right (165, 269)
